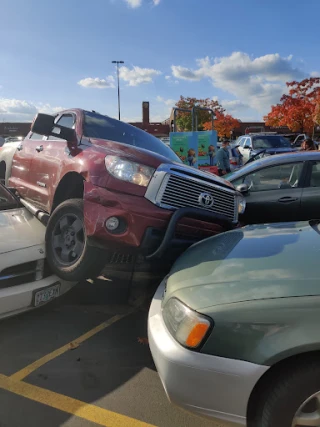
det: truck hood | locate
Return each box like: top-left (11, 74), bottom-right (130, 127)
top-left (0, 208), bottom-right (45, 255)
top-left (164, 221), bottom-right (320, 310)
top-left (89, 137), bottom-right (174, 169)
top-left (89, 138), bottom-right (235, 190)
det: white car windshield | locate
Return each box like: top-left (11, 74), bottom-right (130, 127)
top-left (253, 136), bottom-right (291, 149)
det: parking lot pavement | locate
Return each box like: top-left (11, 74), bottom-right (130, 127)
top-left (0, 275), bottom-right (227, 427)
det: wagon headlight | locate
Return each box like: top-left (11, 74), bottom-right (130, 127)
top-left (162, 298), bottom-right (212, 349)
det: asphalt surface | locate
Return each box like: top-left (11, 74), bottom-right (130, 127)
top-left (0, 275), bottom-right (228, 427)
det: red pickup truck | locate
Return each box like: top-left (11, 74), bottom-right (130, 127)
top-left (6, 109), bottom-right (245, 281)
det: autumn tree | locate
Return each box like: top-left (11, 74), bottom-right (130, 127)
top-left (203, 111), bottom-right (240, 138)
top-left (314, 94), bottom-right (320, 126)
top-left (174, 96), bottom-right (224, 131)
top-left (264, 77), bottom-right (320, 134)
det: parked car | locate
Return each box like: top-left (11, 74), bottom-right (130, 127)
top-left (4, 136), bottom-right (24, 144)
top-left (236, 133), bottom-right (295, 163)
top-left (0, 138), bottom-right (22, 184)
top-left (0, 110), bottom-right (245, 282)
top-left (148, 220), bottom-right (320, 427)
top-left (225, 151), bottom-right (320, 224)
top-left (0, 183), bottom-right (75, 320)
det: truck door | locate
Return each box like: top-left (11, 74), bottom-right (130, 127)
top-left (9, 132), bottom-right (46, 199)
top-left (27, 113), bottom-right (76, 212)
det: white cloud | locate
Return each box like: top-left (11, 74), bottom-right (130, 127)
top-left (156, 96), bottom-right (175, 107)
top-left (171, 52), bottom-right (306, 116)
top-left (36, 103), bottom-right (66, 115)
top-left (0, 98), bottom-right (64, 122)
top-left (221, 100), bottom-right (249, 113)
top-left (124, 0), bottom-right (142, 8)
top-left (119, 65), bottom-right (161, 86)
top-left (0, 99), bottom-right (37, 117)
top-left (165, 75), bottom-right (179, 85)
top-left (311, 71), bottom-right (320, 77)
top-left (172, 65), bottom-right (202, 81)
top-left (77, 76), bottom-right (115, 89)
top-left (123, 0), bottom-right (161, 7)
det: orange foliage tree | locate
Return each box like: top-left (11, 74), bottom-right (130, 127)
top-left (203, 111), bottom-right (240, 138)
top-left (314, 94), bottom-right (320, 126)
top-left (264, 77), bottom-right (320, 134)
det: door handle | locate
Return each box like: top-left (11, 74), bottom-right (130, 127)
top-left (35, 145), bottom-right (43, 152)
top-left (278, 196), bottom-right (298, 203)
top-left (17, 144), bottom-right (23, 151)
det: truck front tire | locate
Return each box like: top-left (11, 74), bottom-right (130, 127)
top-left (45, 199), bottom-right (106, 281)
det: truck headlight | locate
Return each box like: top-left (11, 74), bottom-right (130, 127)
top-left (105, 156), bottom-right (155, 187)
top-left (237, 195), bottom-right (246, 214)
top-left (162, 298), bottom-right (212, 349)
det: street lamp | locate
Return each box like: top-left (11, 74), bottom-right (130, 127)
top-left (112, 60), bottom-right (124, 120)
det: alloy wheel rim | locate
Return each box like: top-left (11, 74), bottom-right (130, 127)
top-left (52, 214), bottom-right (85, 265)
top-left (292, 390), bottom-right (320, 426)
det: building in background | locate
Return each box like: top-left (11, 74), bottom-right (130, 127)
top-left (2, 105), bottom-right (306, 141)
top-left (0, 122), bottom-right (31, 138)
top-left (129, 102), bottom-right (170, 138)
top-left (0, 103), bottom-right (171, 139)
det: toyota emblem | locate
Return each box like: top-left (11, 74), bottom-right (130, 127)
top-left (198, 192), bottom-right (214, 208)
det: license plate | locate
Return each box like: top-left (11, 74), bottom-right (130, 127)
top-left (33, 283), bottom-right (61, 307)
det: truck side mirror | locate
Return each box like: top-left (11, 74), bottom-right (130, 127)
top-left (236, 183), bottom-right (249, 193)
top-left (31, 113), bottom-right (76, 143)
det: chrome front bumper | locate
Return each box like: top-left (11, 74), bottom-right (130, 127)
top-left (148, 280), bottom-right (269, 426)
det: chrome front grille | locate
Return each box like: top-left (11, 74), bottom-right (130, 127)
top-left (158, 173), bottom-right (236, 221)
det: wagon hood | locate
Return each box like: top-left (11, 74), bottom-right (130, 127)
top-left (164, 221), bottom-right (320, 310)
top-left (0, 208), bottom-right (46, 255)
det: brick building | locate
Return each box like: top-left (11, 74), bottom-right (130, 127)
top-left (235, 122), bottom-right (291, 137)
top-left (129, 102), bottom-right (170, 137)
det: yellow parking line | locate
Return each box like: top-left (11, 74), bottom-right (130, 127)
top-left (0, 374), bottom-right (156, 427)
top-left (11, 312), bottom-right (133, 381)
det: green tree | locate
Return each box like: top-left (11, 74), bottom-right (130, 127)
top-left (174, 96), bottom-right (224, 131)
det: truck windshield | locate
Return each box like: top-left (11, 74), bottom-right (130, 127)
top-left (83, 111), bottom-right (181, 163)
top-left (253, 135), bottom-right (291, 149)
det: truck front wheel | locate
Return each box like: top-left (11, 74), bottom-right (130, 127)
top-left (45, 199), bottom-right (105, 281)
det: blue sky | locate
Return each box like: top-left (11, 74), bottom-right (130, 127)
top-left (0, 0), bottom-right (319, 123)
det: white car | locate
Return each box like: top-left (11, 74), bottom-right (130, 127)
top-left (0, 137), bottom-right (24, 185)
top-left (0, 183), bottom-right (76, 320)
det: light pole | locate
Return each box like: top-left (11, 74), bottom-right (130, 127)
top-left (112, 60), bottom-right (124, 120)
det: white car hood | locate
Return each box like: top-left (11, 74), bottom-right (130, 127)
top-left (0, 208), bottom-right (46, 255)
